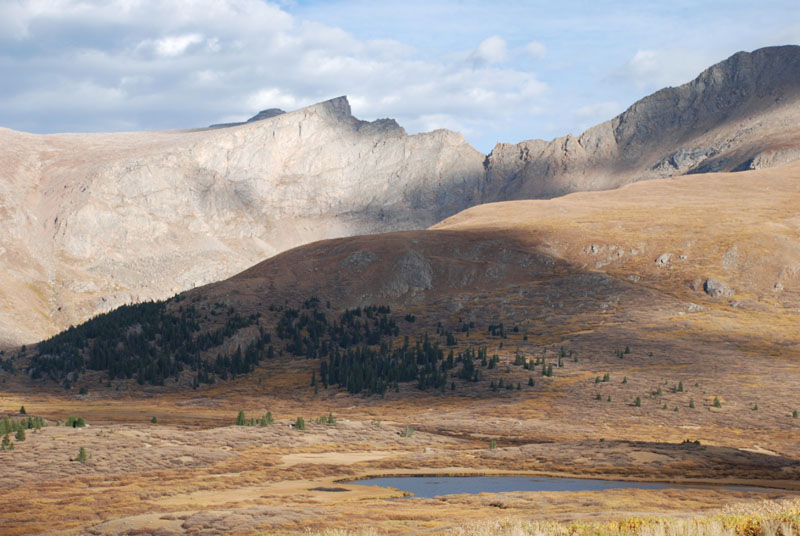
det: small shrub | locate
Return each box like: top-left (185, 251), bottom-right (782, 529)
top-left (294, 417), bottom-right (305, 430)
top-left (689, 399), bottom-right (695, 408)
top-left (489, 439), bottom-right (497, 450)
top-left (794, 409), bottom-right (798, 419)
top-left (19, 406), bottom-right (26, 415)
top-left (713, 396), bottom-right (721, 408)
top-left (15, 428), bottom-right (25, 442)
top-left (150, 416), bottom-right (158, 424)
top-left (75, 446), bottom-right (88, 463)
top-left (634, 396), bottom-right (642, 407)
top-left (65, 416), bottom-right (86, 428)
top-left (315, 413), bottom-right (337, 426)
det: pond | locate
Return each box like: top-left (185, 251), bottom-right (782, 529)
top-left (350, 475), bottom-right (782, 499)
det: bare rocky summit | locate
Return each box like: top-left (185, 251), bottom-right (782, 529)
top-left (484, 45), bottom-right (800, 199)
top-left (208, 108), bottom-right (286, 129)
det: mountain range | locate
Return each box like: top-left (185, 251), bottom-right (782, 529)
top-left (1, 45), bottom-right (800, 347)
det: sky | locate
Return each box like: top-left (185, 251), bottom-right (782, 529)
top-left (0, 1), bottom-right (798, 153)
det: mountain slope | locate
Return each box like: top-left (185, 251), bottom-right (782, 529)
top-left (12, 163), bottom-right (800, 461)
top-left (485, 45), bottom-right (800, 199)
top-left (193, 160), bottom-right (800, 350)
top-left (0, 97), bottom-right (485, 346)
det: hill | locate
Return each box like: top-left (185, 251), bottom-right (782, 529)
top-left (10, 161), bottom-right (800, 437)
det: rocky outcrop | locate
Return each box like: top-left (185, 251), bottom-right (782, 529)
top-left (484, 45), bottom-right (800, 200)
top-left (0, 97), bottom-right (485, 345)
top-left (704, 279), bottom-right (734, 298)
top-left (209, 108), bottom-right (286, 128)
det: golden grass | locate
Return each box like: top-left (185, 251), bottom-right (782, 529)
top-left (303, 499), bottom-right (800, 536)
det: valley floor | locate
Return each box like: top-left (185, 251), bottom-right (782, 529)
top-left (2, 328), bottom-right (799, 535)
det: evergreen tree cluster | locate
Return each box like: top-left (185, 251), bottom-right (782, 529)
top-left (487, 323), bottom-right (506, 338)
top-left (65, 416), bottom-right (86, 427)
top-left (0, 353), bottom-right (16, 373)
top-left (30, 299), bottom-right (270, 387)
top-left (0, 415), bottom-right (45, 436)
top-left (235, 410), bottom-right (274, 427)
top-left (277, 303), bottom-right (397, 359)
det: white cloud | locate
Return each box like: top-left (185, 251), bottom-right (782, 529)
top-left (620, 48), bottom-right (714, 90)
top-left (151, 33), bottom-right (205, 58)
top-left (0, 0), bottom-right (552, 152)
top-left (469, 36), bottom-right (508, 67)
top-left (245, 87), bottom-right (307, 111)
top-left (523, 41), bottom-right (547, 60)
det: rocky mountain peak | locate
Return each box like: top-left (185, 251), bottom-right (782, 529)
top-left (246, 108), bottom-right (286, 122)
top-left (484, 45), bottom-right (800, 200)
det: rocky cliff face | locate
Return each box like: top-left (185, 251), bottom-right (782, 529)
top-left (0, 97), bottom-right (485, 346)
top-left (485, 45), bottom-right (800, 199)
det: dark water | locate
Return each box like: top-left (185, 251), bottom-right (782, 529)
top-left (350, 475), bottom-right (781, 498)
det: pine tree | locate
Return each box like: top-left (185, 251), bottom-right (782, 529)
top-left (151, 416), bottom-right (158, 425)
top-left (236, 410), bottom-right (246, 426)
top-left (634, 396), bottom-right (642, 407)
top-left (794, 409), bottom-right (798, 419)
top-left (713, 397), bottom-right (721, 408)
top-left (19, 406), bottom-right (26, 415)
top-left (294, 417), bottom-right (305, 430)
top-left (15, 428), bottom-right (25, 442)
top-left (689, 399), bottom-right (695, 408)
